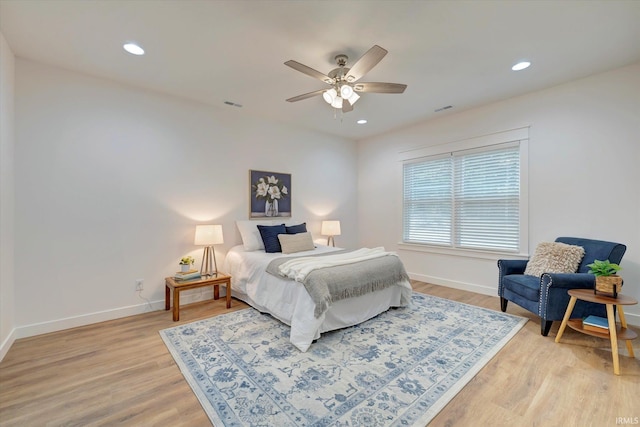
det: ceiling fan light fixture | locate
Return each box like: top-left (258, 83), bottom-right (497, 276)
top-left (323, 88), bottom-right (337, 104)
top-left (340, 84), bottom-right (354, 99)
top-left (347, 92), bottom-right (360, 106)
top-left (284, 45), bottom-right (407, 112)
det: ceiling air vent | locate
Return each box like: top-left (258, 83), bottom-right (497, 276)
top-left (435, 105), bottom-right (453, 112)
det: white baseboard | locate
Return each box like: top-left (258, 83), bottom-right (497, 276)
top-left (0, 328), bottom-right (16, 362)
top-left (15, 300), bottom-right (165, 339)
top-left (626, 312), bottom-right (640, 327)
top-left (409, 272), bottom-right (496, 297)
top-left (7, 279), bottom-right (640, 347)
top-left (410, 272), bottom-right (640, 327)
top-left (13, 288), bottom-right (223, 340)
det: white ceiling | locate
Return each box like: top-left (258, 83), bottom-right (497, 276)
top-left (1, 0), bottom-right (639, 141)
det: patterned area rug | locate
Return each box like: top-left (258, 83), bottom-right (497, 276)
top-left (160, 293), bottom-right (526, 426)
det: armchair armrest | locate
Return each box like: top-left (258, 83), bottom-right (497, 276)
top-left (539, 273), bottom-right (604, 323)
top-left (541, 273), bottom-right (596, 290)
top-left (497, 259), bottom-right (528, 275)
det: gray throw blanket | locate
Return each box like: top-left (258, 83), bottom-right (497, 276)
top-left (266, 250), bottom-right (410, 318)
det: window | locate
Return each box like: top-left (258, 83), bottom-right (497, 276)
top-left (403, 142), bottom-right (521, 253)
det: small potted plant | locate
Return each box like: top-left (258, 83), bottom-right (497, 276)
top-left (587, 259), bottom-right (622, 297)
top-left (179, 256), bottom-right (195, 273)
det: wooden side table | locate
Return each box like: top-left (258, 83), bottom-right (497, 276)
top-left (165, 273), bottom-right (232, 321)
top-left (555, 288), bottom-right (637, 375)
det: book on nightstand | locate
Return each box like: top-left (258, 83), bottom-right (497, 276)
top-left (174, 270), bottom-right (201, 280)
top-left (582, 315), bottom-right (610, 334)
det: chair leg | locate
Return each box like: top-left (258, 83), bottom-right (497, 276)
top-left (541, 320), bottom-right (553, 336)
top-left (500, 297), bottom-right (508, 312)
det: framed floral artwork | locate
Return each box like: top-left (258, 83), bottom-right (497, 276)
top-left (249, 170), bottom-right (291, 218)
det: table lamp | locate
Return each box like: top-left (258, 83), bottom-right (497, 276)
top-left (321, 220), bottom-right (341, 247)
top-left (194, 224), bottom-right (224, 276)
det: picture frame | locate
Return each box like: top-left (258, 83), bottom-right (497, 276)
top-left (249, 170), bottom-right (291, 219)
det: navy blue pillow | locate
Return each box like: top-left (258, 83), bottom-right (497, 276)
top-left (257, 224), bottom-right (286, 253)
top-left (285, 222), bottom-right (307, 234)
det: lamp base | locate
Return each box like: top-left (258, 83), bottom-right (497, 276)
top-left (327, 236), bottom-right (335, 247)
top-left (200, 246), bottom-right (218, 277)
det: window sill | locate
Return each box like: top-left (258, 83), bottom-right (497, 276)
top-left (397, 242), bottom-right (529, 261)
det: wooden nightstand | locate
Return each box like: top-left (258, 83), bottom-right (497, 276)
top-left (165, 273), bottom-right (232, 321)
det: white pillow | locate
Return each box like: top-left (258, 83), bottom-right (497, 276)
top-left (236, 220), bottom-right (276, 251)
top-left (278, 232), bottom-right (315, 254)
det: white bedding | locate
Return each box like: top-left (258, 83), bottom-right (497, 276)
top-left (222, 244), bottom-right (412, 352)
top-left (277, 246), bottom-right (389, 281)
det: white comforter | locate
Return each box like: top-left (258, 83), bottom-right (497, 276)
top-left (222, 245), bottom-right (412, 352)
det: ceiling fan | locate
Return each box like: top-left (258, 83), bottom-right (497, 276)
top-left (284, 45), bottom-right (407, 113)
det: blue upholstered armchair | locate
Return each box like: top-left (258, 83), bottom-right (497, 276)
top-left (498, 237), bottom-right (626, 336)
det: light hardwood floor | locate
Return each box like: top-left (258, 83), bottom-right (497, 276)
top-left (1, 282), bottom-right (638, 426)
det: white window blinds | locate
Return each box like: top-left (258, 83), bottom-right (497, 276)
top-left (403, 156), bottom-right (452, 245)
top-left (403, 143), bottom-right (520, 252)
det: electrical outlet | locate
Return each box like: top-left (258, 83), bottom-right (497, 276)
top-left (135, 279), bottom-right (144, 291)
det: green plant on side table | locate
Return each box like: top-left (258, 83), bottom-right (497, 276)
top-left (179, 256), bottom-right (195, 272)
top-left (587, 259), bottom-right (622, 298)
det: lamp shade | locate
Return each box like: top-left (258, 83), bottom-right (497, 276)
top-left (323, 88), bottom-right (337, 104)
top-left (321, 220), bottom-right (341, 236)
top-left (340, 84), bottom-right (354, 99)
top-left (347, 92), bottom-right (360, 105)
top-left (194, 224), bottom-right (224, 245)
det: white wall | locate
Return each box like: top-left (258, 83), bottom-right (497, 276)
top-left (8, 56), bottom-right (640, 350)
top-left (13, 59), bottom-right (358, 337)
top-left (0, 33), bottom-right (16, 359)
top-left (358, 63), bottom-right (640, 325)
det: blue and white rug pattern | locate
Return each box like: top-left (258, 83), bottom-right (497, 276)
top-left (160, 293), bottom-right (526, 426)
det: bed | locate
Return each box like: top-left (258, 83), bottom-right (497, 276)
top-left (222, 221), bottom-right (412, 352)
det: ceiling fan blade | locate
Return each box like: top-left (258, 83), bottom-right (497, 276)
top-left (342, 101), bottom-right (354, 113)
top-left (345, 45), bottom-right (388, 82)
top-left (286, 89), bottom-right (326, 103)
top-left (353, 82), bottom-right (407, 93)
top-left (284, 60), bottom-right (334, 84)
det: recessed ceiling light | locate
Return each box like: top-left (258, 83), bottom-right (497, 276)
top-left (356, 119), bottom-right (367, 125)
top-left (123, 43), bottom-right (145, 56)
top-left (512, 61), bottom-right (531, 71)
